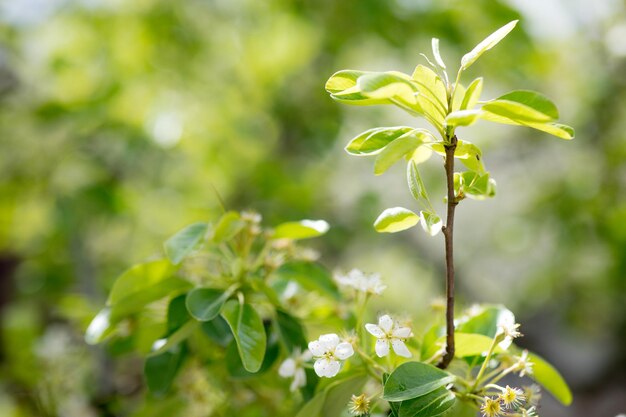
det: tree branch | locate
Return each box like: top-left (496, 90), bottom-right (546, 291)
top-left (438, 135), bottom-right (458, 369)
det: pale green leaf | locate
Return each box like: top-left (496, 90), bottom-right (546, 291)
top-left (527, 352), bottom-right (573, 406)
top-left (212, 211), bottom-right (245, 243)
top-left (450, 82), bottom-right (466, 112)
top-left (411, 65), bottom-right (448, 126)
top-left (374, 131), bottom-right (430, 175)
top-left (374, 207), bottom-right (420, 233)
top-left (498, 90), bottom-right (559, 119)
top-left (325, 70), bottom-right (390, 105)
top-left (273, 219), bottom-right (329, 240)
top-left (445, 109), bottom-right (482, 127)
top-left (460, 78), bottom-right (483, 110)
top-left (383, 362), bottom-right (455, 401)
top-left (482, 100), bottom-right (553, 123)
top-left (458, 171), bottom-right (495, 199)
top-left (221, 300), bottom-right (267, 373)
top-left (431, 38), bottom-right (446, 69)
top-left (461, 20), bottom-right (518, 70)
top-left (357, 71), bottom-right (418, 105)
top-left (419, 210), bottom-right (442, 236)
top-left (164, 222), bottom-right (208, 265)
top-left (345, 126), bottom-right (416, 156)
top-left (407, 160), bottom-right (429, 202)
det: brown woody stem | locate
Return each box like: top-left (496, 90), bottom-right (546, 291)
top-left (438, 135), bottom-right (458, 369)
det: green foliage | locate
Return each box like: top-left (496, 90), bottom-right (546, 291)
top-left (221, 299), bottom-right (267, 373)
top-left (383, 362), bottom-right (455, 401)
top-left (374, 207), bottom-right (420, 233)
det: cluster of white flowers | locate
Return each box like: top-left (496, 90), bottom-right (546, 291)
top-left (365, 315), bottom-right (412, 358)
top-left (278, 348), bottom-right (312, 392)
top-left (334, 269), bottom-right (386, 295)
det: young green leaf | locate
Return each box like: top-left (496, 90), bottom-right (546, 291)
top-left (345, 126), bottom-right (416, 156)
top-left (482, 100), bottom-right (553, 123)
top-left (357, 71), bottom-right (418, 105)
top-left (185, 288), bottom-right (230, 321)
top-left (429, 140), bottom-right (485, 173)
top-left (407, 160), bottom-right (429, 202)
top-left (164, 222), bottom-right (208, 265)
top-left (419, 210), bottom-right (442, 236)
top-left (273, 219), bottom-right (329, 240)
top-left (325, 70), bottom-right (391, 105)
top-left (374, 207), bottom-right (420, 233)
top-left (221, 299), bottom-right (267, 373)
top-left (144, 346), bottom-right (186, 396)
top-left (395, 386), bottom-right (456, 417)
top-left (460, 77), bottom-right (483, 110)
top-left (461, 20), bottom-right (518, 70)
top-left (445, 109), bottom-right (483, 128)
top-left (383, 361), bottom-right (455, 401)
top-left (450, 82), bottom-right (467, 112)
top-left (411, 65), bottom-right (448, 126)
top-left (459, 171), bottom-right (496, 199)
top-left (85, 308), bottom-right (113, 345)
top-left (431, 38), bottom-right (446, 69)
top-left (497, 90), bottom-right (559, 119)
top-left (527, 352), bottom-right (573, 406)
top-left (374, 132), bottom-right (428, 175)
top-left (212, 211), bottom-right (245, 243)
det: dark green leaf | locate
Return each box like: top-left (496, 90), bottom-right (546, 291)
top-left (185, 288), bottom-right (230, 322)
top-left (144, 345), bottom-right (186, 396)
top-left (163, 222), bottom-right (208, 265)
top-left (396, 386), bottom-right (456, 417)
top-left (221, 300), bottom-right (267, 373)
top-left (167, 294), bottom-right (191, 334)
top-left (201, 316), bottom-right (233, 347)
top-left (276, 309), bottom-right (307, 352)
top-left (383, 362), bottom-right (455, 402)
top-left (226, 322), bottom-right (279, 378)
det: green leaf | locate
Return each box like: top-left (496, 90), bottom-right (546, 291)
top-left (276, 309), bottom-right (307, 352)
top-left (167, 294), bottom-right (191, 334)
top-left (144, 345), bottom-right (186, 396)
top-left (527, 352), bottom-right (573, 406)
top-left (407, 160), bottom-right (429, 202)
top-left (374, 131), bottom-right (430, 175)
top-left (201, 316), bottom-right (233, 347)
top-left (163, 222), bottom-right (208, 265)
top-left (461, 20), bottom-right (518, 70)
top-left (85, 308), bottom-right (113, 345)
top-left (221, 300), bottom-right (267, 373)
top-left (383, 362), bottom-right (455, 402)
top-left (458, 171), bottom-right (496, 199)
top-left (185, 288), bottom-right (231, 321)
top-left (357, 71), bottom-right (418, 105)
top-left (374, 207), bottom-right (420, 233)
top-left (345, 126), bottom-right (416, 156)
top-left (445, 333), bottom-right (501, 357)
top-left (149, 321), bottom-right (198, 356)
top-left (419, 210), bottom-right (442, 236)
top-left (273, 219), bottom-right (329, 240)
top-left (225, 322), bottom-right (279, 378)
top-left (521, 122), bottom-right (575, 140)
top-left (460, 78), bottom-right (483, 110)
top-left (497, 90), bottom-right (559, 119)
top-left (450, 82), bottom-right (466, 112)
top-left (456, 305), bottom-right (514, 338)
top-left (396, 386), bottom-right (456, 417)
top-left (428, 140), bottom-right (485, 173)
top-left (295, 374), bottom-right (368, 417)
top-left (411, 65), bottom-right (448, 126)
top-left (325, 70), bottom-right (391, 105)
top-left (482, 100), bottom-right (553, 123)
top-left (273, 261), bottom-right (339, 299)
top-left (107, 260), bottom-right (191, 321)
top-left (431, 38), bottom-right (446, 69)
top-left (212, 211), bottom-right (245, 243)
top-left (445, 109), bottom-right (482, 127)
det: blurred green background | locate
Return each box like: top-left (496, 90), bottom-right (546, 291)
top-left (1, 0), bottom-right (625, 416)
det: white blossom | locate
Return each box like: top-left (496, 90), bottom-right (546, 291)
top-left (365, 315), bottom-right (412, 358)
top-left (278, 348), bottom-right (312, 391)
top-left (308, 334), bottom-right (354, 378)
top-left (335, 269), bottom-right (386, 295)
top-left (514, 350), bottom-right (534, 377)
top-left (496, 310), bottom-right (521, 349)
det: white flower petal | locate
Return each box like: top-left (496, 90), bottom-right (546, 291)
top-left (334, 342), bottom-right (354, 360)
top-left (314, 358), bottom-right (340, 377)
top-left (375, 339), bottom-right (390, 357)
top-left (308, 340), bottom-right (325, 356)
top-left (365, 323), bottom-right (385, 338)
top-left (301, 349), bottom-right (313, 361)
top-left (290, 368), bottom-right (306, 391)
top-left (278, 358), bottom-right (296, 377)
top-left (319, 333), bottom-right (340, 350)
top-left (378, 315), bottom-right (394, 332)
top-left (391, 339), bottom-right (412, 358)
top-left (392, 326), bottom-right (412, 338)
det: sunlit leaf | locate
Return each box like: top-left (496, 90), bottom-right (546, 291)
top-left (419, 210), bottom-right (442, 236)
top-left (396, 386), bottom-right (456, 417)
top-left (461, 20), bottom-right (518, 70)
top-left (407, 160), bottom-right (428, 202)
top-left (460, 77), bottom-right (483, 110)
top-left (374, 207), bottom-right (420, 233)
top-left (411, 65), bottom-right (448, 126)
top-left (450, 82), bottom-right (466, 112)
top-left (221, 300), bottom-right (267, 373)
top-left (374, 131), bottom-right (430, 175)
top-left (497, 90), bottom-right (559, 119)
top-left (357, 71), bottom-right (418, 105)
top-left (429, 140), bottom-right (485, 173)
top-left (85, 308), bottom-right (113, 345)
top-left (149, 321), bottom-right (198, 356)
top-left (458, 171), bottom-right (496, 199)
top-left (325, 70), bottom-right (391, 105)
top-left (445, 109), bottom-right (482, 127)
top-left (212, 211), bottom-right (245, 243)
top-left (345, 126), bottom-right (416, 156)
top-left (383, 362), bottom-right (455, 401)
top-left (273, 219), bottom-right (329, 240)
top-left (164, 222), bottom-right (208, 265)
top-left (431, 38), bottom-right (446, 69)
top-left (527, 352), bottom-right (573, 406)
top-left (482, 100), bottom-right (553, 123)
